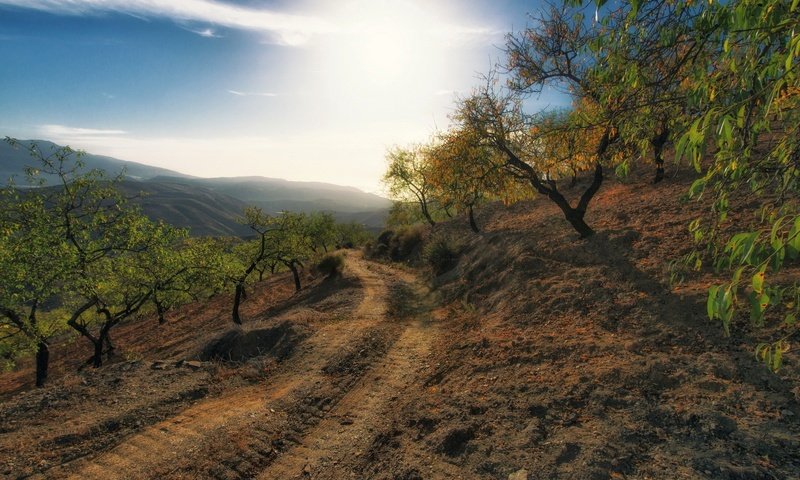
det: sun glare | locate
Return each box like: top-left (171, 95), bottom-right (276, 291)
top-left (311, 0), bottom-right (458, 93)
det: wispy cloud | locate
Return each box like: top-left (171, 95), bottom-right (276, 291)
top-left (227, 90), bottom-right (277, 97)
top-left (0, 0), bottom-right (332, 46)
top-left (186, 27), bottom-right (221, 38)
top-left (39, 124), bottom-right (126, 137)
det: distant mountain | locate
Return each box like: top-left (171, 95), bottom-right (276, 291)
top-left (118, 179), bottom-right (251, 237)
top-left (155, 176), bottom-right (392, 214)
top-left (0, 140), bottom-right (192, 182)
top-left (1, 139), bottom-right (390, 234)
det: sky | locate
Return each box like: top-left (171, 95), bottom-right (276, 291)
top-left (0, 0), bottom-right (566, 193)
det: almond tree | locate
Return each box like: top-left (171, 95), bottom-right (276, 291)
top-left (427, 128), bottom-right (508, 233)
top-left (457, 2), bottom-right (627, 238)
top-left (0, 139), bottom-right (185, 379)
top-left (0, 175), bottom-right (69, 386)
top-left (231, 207), bottom-right (286, 324)
top-left (383, 145), bottom-right (441, 226)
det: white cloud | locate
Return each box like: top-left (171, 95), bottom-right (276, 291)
top-left (0, 1), bottom-right (499, 47)
top-left (227, 90), bottom-right (277, 97)
top-left (0, 0), bottom-right (333, 46)
top-left (186, 27), bottom-right (222, 38)
top-left (38, 124), bottom-right (126, 137)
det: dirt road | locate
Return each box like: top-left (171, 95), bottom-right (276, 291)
top-left (50, 253), bottom-right (442, 480)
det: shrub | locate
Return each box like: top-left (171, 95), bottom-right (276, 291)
top-left (317, 253), bottom-right (345, 278)
top-left (389, 224), bottom-right (426, 262)
top-left (422, 235), bottom-right (461, 275)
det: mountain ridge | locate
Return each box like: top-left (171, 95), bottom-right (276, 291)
top-left (1, 139), bottom-right (391, 233)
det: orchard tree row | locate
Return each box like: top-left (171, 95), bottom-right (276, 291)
top-left (0, 139), bottom-right (371, 387)
top-left (384, 0), bottom-right (799, 369)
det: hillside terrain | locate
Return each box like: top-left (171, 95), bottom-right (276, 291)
top-left (1, 167), bottom-right (799, 479)
top-left (1, 140), bottom-right (390, 233)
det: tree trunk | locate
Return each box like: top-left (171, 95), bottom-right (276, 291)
top-left (443, 204), bottom-right (454, 218)
top-left (35, 340), bottom-right (49, 387)
top-left (501, 141), bottom-right (606, 239)
top-left (92, 339), bottom-right (103, 367)
top-left (288, 260), bottom-right (302, 292)
top-left (232, 282), bottom-right (244, 325)
top-left (563, 210), bottom-right (594, 238)
top-left (651, 126), bottom-right (669, 184)
top-left (155, 299), bottom-right (167, 324)
top-left (467, 205), bottom-right (480, 233)
top-left (104, 331), bottom-right (115, 359)
top-left (91, 323), bottom-right (114, 368)
top-left (541, 163), bottom-right (602, 239)
top-left (421, 204), bottom-right (436, 226)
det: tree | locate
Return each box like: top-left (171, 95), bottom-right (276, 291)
top-left (0, 175), bottom-right (69, 386)
top-left (383, 145), bottom-right (440, 226)
top-left (66, 221), bottom-right (174, 368)
top-left (582, 0), bottom-right (800, 368)
top-left (305, 212), bottom-right (337, 254)
top-left (0, 139), bottom-right (187, 378)
top-left (231, 207), bottom-right (283, 325)
top-left (427, 127), bottom-right (508, 232)
top-left (673, 0), bottom-right (800, 369)
top-left (455, 0), bottom-right (635, 238)
top-left (137, 236), bottom-right (225, 324)
top-left (334, 221), bottom-right (373, 248)
top-left (583, 1), bottom-right (707, 183)
top-left (273, 212), bottom-right (313, 292)
top-left (456, 77), bottom-right (616, 238)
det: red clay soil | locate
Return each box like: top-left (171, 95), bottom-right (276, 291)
top-left (1, 165), bottom-right (799, 480)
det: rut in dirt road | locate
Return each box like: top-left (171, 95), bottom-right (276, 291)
top-left (51, 253), bottom-right (433, 480)
top-left (257, 277), bottom-right (443, 480)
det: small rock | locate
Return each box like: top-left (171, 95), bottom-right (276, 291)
top-left (508, 469), bottom-right (528, 480)
top-left (151, 360), bottom-right (170, 370)
top-left (340, 418), bottom-right (354, 425)
top-left (781, 409), bottom-right (795, 417)
top-left (183, 360), bottom-right (204, 370)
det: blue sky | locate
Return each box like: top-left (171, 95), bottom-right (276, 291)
top-left (0, 0), bottom-right (565, 192)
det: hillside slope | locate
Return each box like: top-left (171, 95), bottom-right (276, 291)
top-left (119, 179), bottom-right (251, 237)
top-left (1, 168), bottom-right (798, 479)
top-left (389, 169), bottom-right (800, 479)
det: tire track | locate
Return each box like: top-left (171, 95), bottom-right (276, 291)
top-left (52, 253), bottom-right (394, 480)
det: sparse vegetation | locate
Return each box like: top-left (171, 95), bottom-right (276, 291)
top-left (422, 235), bottom-right (461, 276)
top-left (316, 253), bottom-right (345, 278)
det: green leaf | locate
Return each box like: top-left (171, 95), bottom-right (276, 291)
top-left (748, 291), bottom-right (769, 325)
top-left (707, 285), bottom-right (720, 319)
top-left (751, 267), bottom-right (766, 294)
top-left (787, 217), bottom-right (800, 260)
top-left (689, 178), bottom-right (706, 197)
top-left (772, 346), bottom-right (783, 372)
top-left (785, 313), bottom-right (797, 327)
